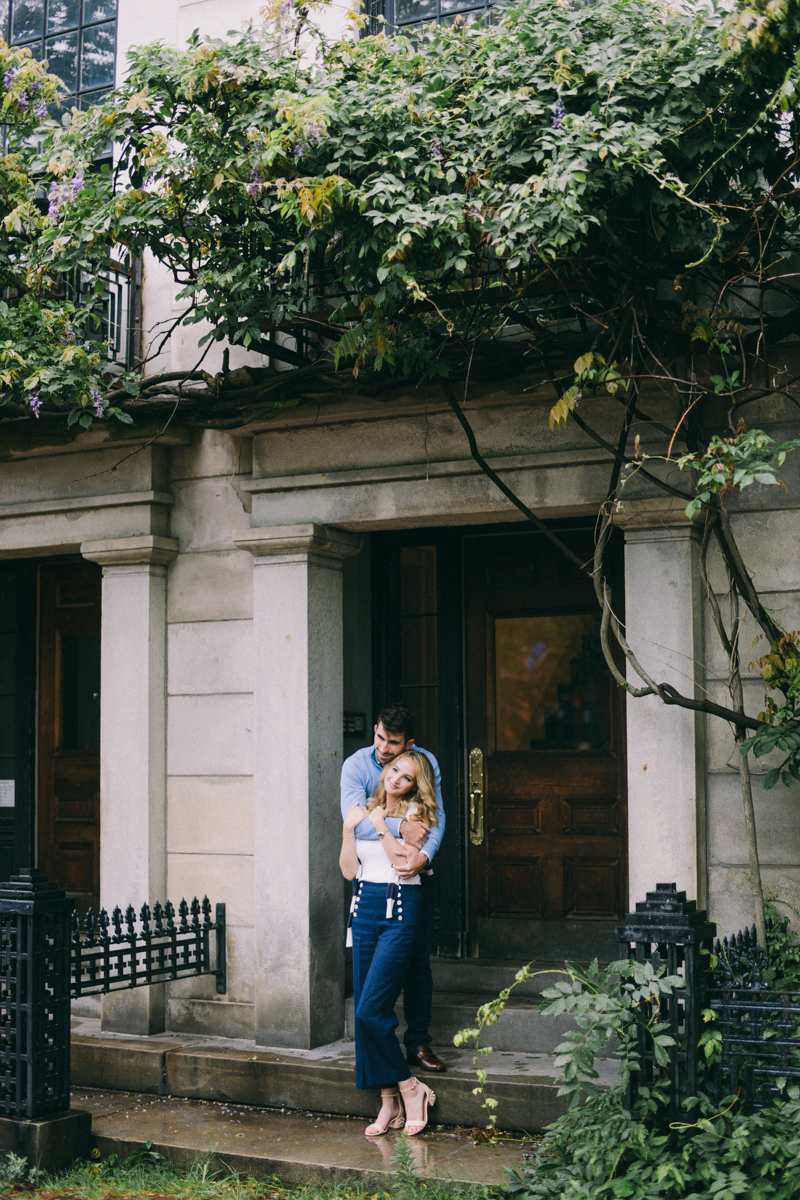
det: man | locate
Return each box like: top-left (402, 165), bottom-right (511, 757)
top-left (340, 702), bottom-right (447, 1072)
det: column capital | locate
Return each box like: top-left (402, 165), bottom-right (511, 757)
top-left (613, 497), bottom-right (701, 537)
top-left (80, 535), bottom-right (180, 567)
top-left (234, 523), bottom-right (362, 564)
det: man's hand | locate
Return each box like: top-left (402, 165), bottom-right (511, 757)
top-left (395, 846), bottom-right (429, 880)
top-left (399, 818), bottom-right (429, 851)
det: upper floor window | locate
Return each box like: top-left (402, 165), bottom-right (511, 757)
top-left (1, 0), bottom-right (117, 112)
top-left (377, 0), bottom-right (495, 31)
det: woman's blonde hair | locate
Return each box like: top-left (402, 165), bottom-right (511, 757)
top-left (367, 750), bottom-right (438, 828)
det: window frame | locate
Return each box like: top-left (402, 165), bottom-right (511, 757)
top-left (3, 0), bottom-right (118, 113)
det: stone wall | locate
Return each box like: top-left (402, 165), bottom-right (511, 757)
top-left (164, 431), bottom-right (256, 1037)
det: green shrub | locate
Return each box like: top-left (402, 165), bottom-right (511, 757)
top-left (505, 1085), bottom-right (800, 1200)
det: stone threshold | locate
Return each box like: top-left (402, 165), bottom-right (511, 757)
top-left (71, 1018), bottom-right (620, 1133)
top-left (78, 1086), bottom-right (534, 1186)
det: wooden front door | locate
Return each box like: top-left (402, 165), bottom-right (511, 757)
top-left (38, 562), bottom-right (101, 914)
top-left (465, 528), bottom-right (626, 961)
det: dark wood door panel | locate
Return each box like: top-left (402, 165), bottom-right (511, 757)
top-left (485, 755), bottom-right (620, 799)
top-left (466, 527), bottom-right (627, 954)
top-left (39, 562), bottom-right (101, 913)
top-left (563, 857), bottom-right (621, 920)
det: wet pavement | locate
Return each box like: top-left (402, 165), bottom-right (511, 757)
top-left (77, 1087), bottom-right (536, 1186)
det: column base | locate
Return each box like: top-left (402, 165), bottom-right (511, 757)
top-left (0, 1108), bottom-right (92, 1171)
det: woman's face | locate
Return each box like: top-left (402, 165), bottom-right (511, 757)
top-left (384, 756), bottom-right (417, 801)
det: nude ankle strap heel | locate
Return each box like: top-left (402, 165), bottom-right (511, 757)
top-left (400, 1077), bottom-right (436, 1136)
top-left (365, 1089), bottom-right (405, 1137)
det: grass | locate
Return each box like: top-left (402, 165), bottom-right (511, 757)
top-left (0, 1136), bottom-right (499, 1200)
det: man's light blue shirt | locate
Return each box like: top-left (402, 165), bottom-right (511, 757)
top-left (340, 745), bottom-right (445, 865)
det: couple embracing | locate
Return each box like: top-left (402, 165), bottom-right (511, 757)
top-left (339, 703), bottom-right (446, 1139)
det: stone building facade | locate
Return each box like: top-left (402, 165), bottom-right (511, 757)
top-left (1, 0), bottom-right (799, 1050)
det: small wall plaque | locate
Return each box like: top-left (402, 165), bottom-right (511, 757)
top-left (344, 712), bottom-right (367, 737)
top-left (0, 781), bottom-right (15, 808)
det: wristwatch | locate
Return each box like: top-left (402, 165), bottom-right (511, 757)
top-left (377, 830), bottom-right (386, 840)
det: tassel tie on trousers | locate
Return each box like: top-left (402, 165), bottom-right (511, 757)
top-left (346, 877), bottom-right (404, 946)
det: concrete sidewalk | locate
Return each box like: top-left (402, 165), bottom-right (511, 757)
top-left (78, 1087), bottom-right (537, 1187)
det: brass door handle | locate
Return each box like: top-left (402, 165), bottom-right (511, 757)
top-left (469, 747), bottom-right (484, 846)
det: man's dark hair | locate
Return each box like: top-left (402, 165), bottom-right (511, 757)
top-left (377, 703), bottom-right (415, 741)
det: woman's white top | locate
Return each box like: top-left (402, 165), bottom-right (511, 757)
top-left (356, 804), bottom-right (422, 886)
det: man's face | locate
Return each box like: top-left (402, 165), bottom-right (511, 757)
top-left (373, 721), bottom-right (414, 765)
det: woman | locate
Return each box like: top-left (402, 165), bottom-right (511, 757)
top-left (340, 749), bottom-right (439, 1138)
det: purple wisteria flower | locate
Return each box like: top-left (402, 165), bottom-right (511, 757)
top-left (430, 138), bottom-right (444, 162)
top-left (90, 385), bottom-right (104, 417)
top-left (17, 92), bottom-right (28, 111)
top-left (306, 123), bottom-right (323, 145)
top-left (28, 392), bottom-right (42, 416)
top-left (48, 181), bottom-right (63, 221)
top-left (294, 141), bottom-right (308, 159)
top-left (35, 100), bottom-right (48, 118)
top-left (64, 327), bottom-right (76, 343)
top-left (71, 171), bottom-right (85, 199)
top-left (246, 168), bottom-right (262, 198)
top-left (3, 68), bottom-right (17, 89)
top-left (30, 80), bottom-right (41, 94)
top-left (551, 100), bottom-right (566, 130)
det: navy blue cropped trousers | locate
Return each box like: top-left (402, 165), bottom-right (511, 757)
top-left (351, 882), bottom-right (423, 1090)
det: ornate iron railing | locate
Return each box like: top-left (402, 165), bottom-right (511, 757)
top-left (707, 925), bottom-right (800, 1110)
top-left (0, 869), bottom-right (226, 1120)
top-left (71, 897), bottom-right (226, 997)
top-left (616, 883), bottom-right (800, 1122)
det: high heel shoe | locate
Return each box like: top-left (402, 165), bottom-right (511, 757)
top-left (399, 1077), bottom-right (436, 1136)
top-left (365, 1089), bottom-right (405, 1136)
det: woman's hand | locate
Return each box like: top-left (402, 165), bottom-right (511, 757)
top-left (368, 805), bottom-right (387, 829)
top-left (343, 803), bottom-right (367, 833)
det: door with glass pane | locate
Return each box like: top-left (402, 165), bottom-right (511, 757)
top-left (38, 561), bottom-right (101, 914)
top-left (465, 528), bottom-right (626, 960)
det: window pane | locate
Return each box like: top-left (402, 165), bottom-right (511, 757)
top-left (46, 29), bottom-right (78, 92)
top-left (0, 1), bottom-right (9, 41)
top-left (77, 85), bottom-right (109, 108)
top-left (47, 0), bottom-right (79, 31)
top-left (82, 0), bottom-right (115, 20)
top-left (80, 20), bottom-right (115, 90)
top-left (495, 614), bottom-right (611, 752)
top-left (10, 0), bottom-right (43, 41)
top-left (394, 0), bottom-right (436, 22)
top-left (60, 631), bottom-right (101, 753)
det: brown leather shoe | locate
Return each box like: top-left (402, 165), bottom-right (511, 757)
top-left (407, 1044), bottom-right (447, 1072)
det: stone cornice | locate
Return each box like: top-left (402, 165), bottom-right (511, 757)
top-left (240, 448), bottom-right (611, 496)
top-left (0, 490), bottom-right (174, 521)
top-left (80, 535), bottom-right (180, 566)
top-left (234, 523), bottom-right (362, 562)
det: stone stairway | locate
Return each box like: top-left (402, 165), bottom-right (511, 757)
top-left (346, 958), bottom-right (578, 1054)
top-left (71, 958), bottom-right (619, 1133)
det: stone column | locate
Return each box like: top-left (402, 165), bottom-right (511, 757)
top-left (81, 535), bottom-right (179, 1034)
top-left (234, 524), bottom-right (361, 1049)
top-left (622, 521), bottom-right (707, 909)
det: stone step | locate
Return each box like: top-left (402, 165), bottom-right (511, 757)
top-left (78, 1086), bottom-right (535, 1186)
top-left (71, 1020), bottom-right (619, 1132)
top-left (430, 958), bottom-right (573, 997)
top-left (346, 989), bottom-right (576, 1054)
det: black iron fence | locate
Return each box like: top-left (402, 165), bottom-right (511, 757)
top-left (0, 869), bottom-right (226, 1120)
top-left (72, 896), bottom-right (226, 998)
top-left (616, 882), bottom-right (800, 1123)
